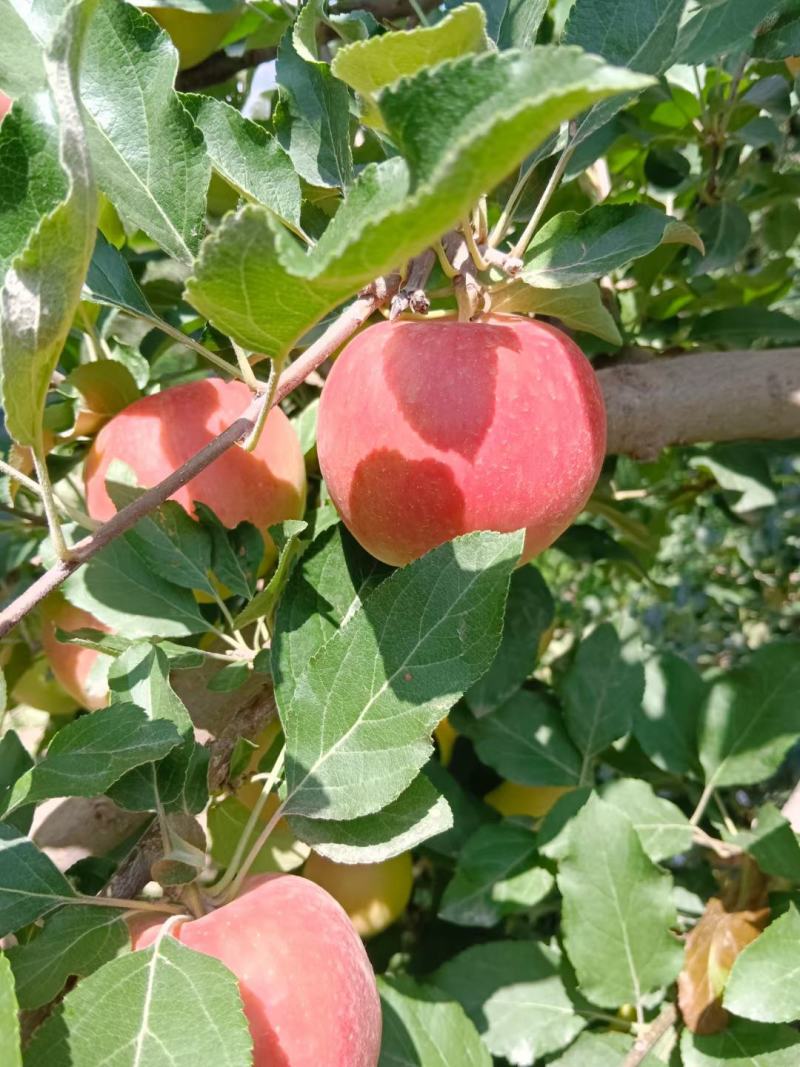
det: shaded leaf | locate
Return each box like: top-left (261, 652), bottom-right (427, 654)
top-left (182, 94), bottom-right (302, 231)
top-left (378, 974), bottom-right (491, 1067)
top-left (698, 643), bottom-right (800, 789)
top-left (433, 941), bottom-right (585, 1065)
top-left (5, 704), bottom-right (182, 814)
top-left (680, 1017), bottom-right (800, 1067)
top-left (491, 281), bottom-right (622, 344)
top-left (465, 565), bottom-right (553, 716)
top-left (289, 774), bottom-right (452, 864)
top-left (0, 953), bottom-right (21, 1067)
top-left (521, 205), bottom-right (702, 289)
top-left (558, 794), bottom-right (682, 1007)
top-left (453, 690), bottom-right (582, 786)
top-left (636, 652), bottom-right (705, 777)
top-left (7, 905), bottom-right (128, 1011)
top-left (439, 821), bottom-right (553, 928)
top-left (0, 825), bottom-right (76, 938)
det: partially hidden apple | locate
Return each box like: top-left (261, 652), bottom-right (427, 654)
top-left (132, 874), bottom-right (382, 1067)
top-left (303, 852), bottom-right (414, 939)
top-left (149, 5), bottom-right (243, 70)
top-left (0, 92), bottom-right (11, 123)
top-left (84, 378), bottom-right (306, 531)
top-left (317, 316), bottom-right (606, 567)
top-left (40, 596), bottom-right (111, 711)
top-left (485, 781), bottom-right (574, 818)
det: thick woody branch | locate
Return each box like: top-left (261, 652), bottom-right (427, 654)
top-left (600, 348), bottom-right (800, 459)
top-left (176, 47), bottom-right (276, 91)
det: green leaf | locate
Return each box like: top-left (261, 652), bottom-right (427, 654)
top-left (80, 0), bottom-right (210, 263)
top-left (564, 0), bottom-right (686, 142)
top-left (689, 202), bottom-right (752, 276)
top-left (753, 16), bottom-right (800, 59)
top-left (493, 0), bottom-right (548, 49)
top-left (181, 94), bottom-right (302, 232)
top-left (520, 205), bottom-right (702, 289)
top-left (62, 534), bottom-right (210, 638)
top-left (453, 690), bottom-right (582, 786)
top-left (0, 0), bottom-right (45, 96)
top-left (0, 98), bottom-right (66, 287)
top-left (558, 794), bottom-right (682, 1008)
top-left (24, 931), bottom-right (253, 1067)
top-left (288, 773), bottom-right (452, 863)
top-left (492, 281), bottom-right (622, 345)
top-left (537, 787), bottom-right (593, 861)
top-left (6, 905), bottom-right (128, 1011)
top-left (560, 623), bottom-right (644, 777)
top-left (194, 505), bottom-right (264, 600)
top-left (4, 704), bottom-right (182, 814)
top-left (432, 941), bottom-right (585, 1065)
top-left (681, 1018), bottom-right (800, 1067)
top-left (331, 3), bottom-right (489, 127)
top-left (281, 531), bottom-right (522, 821)
top-left (733, 804), bottom-right (800, 882)
top-left (275, 29), bottom-right (352, 188)
top-left (724, 906), bottom-right (800, 1024)
top-left (378, 974), bottom-right (491, 1067)
top-left (465, 565), bottom-right (553, 716)
top-left (272, 520), bottom-right (388, 716)
top-left (439, 821), bottom-right (553, 928)
top-left (0, 731), bottom-right (34, 833)
top-left (121, 502), bottom-right (216, 596)
top-left (675, 0), bottom-right (790, 64)
top-left (698, 643), bottom-right (800, 789)
top-left (187, 49), bottom-right (650, 356)
top-left (422, 760), bottom-right (498, 861)
top-left (690, 445), bottom-right (777, 513)
top-left (635, 652), bottom-right (705, 777)
top-left (565, 0), bottom-right (685, 71)
top-left (549, 1031), bottom-right (658, 1066)
top-left (0, 953), bottom-right (21, 1067)
top-left (83, 232), bottom-right (155, 319)
top-left (0, 0), bottom-right (98, 448)
top-left (690, 308), bottom-right (800, 347)
top-left (105, 645), bottom-right (203, 814)
top-left (600, 778), bottom-right (692, 863)
top-left (64, 361), bottom-right (140, 421)
top-left (0, 824), bottom-right (77, 937)
top-left (233, 519), bottom-right (309, 628)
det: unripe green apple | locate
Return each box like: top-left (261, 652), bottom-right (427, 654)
top-left (11, 658), bottom-right (78, 717)
top-left (317, 316), bottom-right (606, 567)
top-left (84, 378), bottom-right (306, 532)
top-left (303, 851), bottom-right (414, 938)
top-left (149, 5), bottom-right (242, 70)
top-left (40, 596), bottom-right (111, 711)
top-left (132, 874), bottom-right (382, 1066)
top-left (485, 781), bottom-right (574, 818)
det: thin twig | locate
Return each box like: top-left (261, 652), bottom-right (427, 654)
top-left (622, 1003), bottom-right (678, 1067)
top-left (389, 250), bottom-right (436, 320)
top-left (243, 354), bottom-right (285, 452)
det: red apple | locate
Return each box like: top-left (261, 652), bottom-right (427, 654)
top-left (132, 874), bottom-right (382, 1066)
top-left (316, 316), bottom-right (606, 566)
top-left (40, 596), bottom-right (111, 711)
top-left (84, 378), bottom-right (306, 530)
top-left (0, 93), bottom-right (11, 123)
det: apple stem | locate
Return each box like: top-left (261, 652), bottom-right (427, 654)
top-left (77, 894), bottom-right (186, 916)
top-left (232, 341), bottom-right (262, 392)
top-left (207, 745), bottom-right (287, 901)
top-left (242, 354), bottom-right (286, 454)
top-left (222, 795), bottom-right (288, 905)
top-left (30, 447), bottom-right (72, 562)
top-left (510, 121), bottom-right (578, 260)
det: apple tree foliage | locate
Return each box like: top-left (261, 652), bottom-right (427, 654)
top-left (0, 0), bottom-right (799, 1063)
